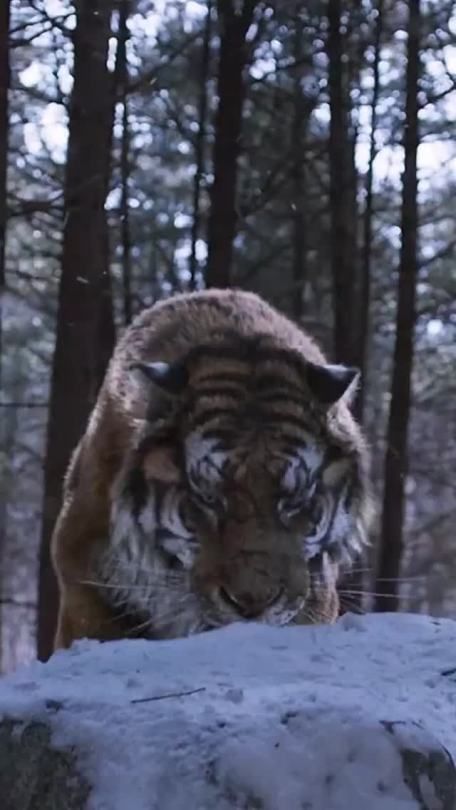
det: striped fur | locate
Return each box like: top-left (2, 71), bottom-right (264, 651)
top-left (52, 290), bottom-right (372, 648)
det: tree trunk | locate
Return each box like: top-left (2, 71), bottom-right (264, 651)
top-left (189, 0), bottom-right (212, 291)
top-left (375, 0), bottom-right (421, 612)
top-left (358, 0), bottom-right (383, 419)
top-left (205, 0), bottom-right (256, 288)
top-left (117, 0), bottom-right (132, 324)
top-left (327, 0), bottom-right (367, 611)
top-left (0, 0), bottom-right (10, 392)
top-left (38, 0), bottom-right (116, 661)
top-left (327, 0), bottom-right (359, 368)
top-left (291, 8), bottom-right (307, 321)
top-left (0, 0), bottom-right (11, 674)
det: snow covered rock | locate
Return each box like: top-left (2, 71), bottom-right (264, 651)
top-left (1, 613), bottom-right (456, 810)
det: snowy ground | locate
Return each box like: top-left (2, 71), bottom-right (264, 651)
top-left (1, 613), bottom-right (456, 809)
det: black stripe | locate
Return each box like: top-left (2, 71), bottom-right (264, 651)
top-left (202, 427), bottom-right (237, 446)
top-left (252, 347), bottom-right (308, 376)
top-left (259, 412), bottom-right (316, 433)
top-left (254, 374), bottom-right (304, 396)
top-left (342, 477), bottom-right (357, 511)
top-left (194, 385), bottom-right (311, 414)
top-left (189, 407), bottom-right (238, 430)
top-left (187, 468), bottom-right (201, 491)
top-left (191, 407), bottom-right (315, 437)
top-left (193, 372), bottom-right (249, 387)
top-left (136, 434), bottom-right (157, 458)
top-left (276, 434), bottom-right (312, 453)
top-left (323, 444), bottom-right (345, 464)
top-left (195, 386), bottom-right (243, 400)
top-left (321, 497), bottom-right (339, 546)
top-left (188, 343), bottom-right (253, 364)
top-left (188, 341), bottom-right (307, 377)
top-left (136, 433), bottom-right (173, 459)
top-left (197, 426), bottom-right (310, 452)
top-left (257, 391), bottom-right (307, 410)
top-left (308, 553), bottom-right (325, 574)
top-left (126, 467), bottom-right (149, 519)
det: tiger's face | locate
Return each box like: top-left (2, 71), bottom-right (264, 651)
top-left (100, 337), bottom-right (371, 639)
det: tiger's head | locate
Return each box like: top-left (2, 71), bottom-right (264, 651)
top-left (102, 335), bottom-right (372, 639)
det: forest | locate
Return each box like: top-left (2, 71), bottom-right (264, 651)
top-left (0, 0), bottom-right (455, 674)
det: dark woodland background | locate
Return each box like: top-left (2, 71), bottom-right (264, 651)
top-left (0, 0), bottom-right (455, 673)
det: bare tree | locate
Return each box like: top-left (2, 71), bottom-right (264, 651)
top-left (358, 0), bottom-right (383, 419)
top-left (327, 0), bottom-right (359, 369)
top-left (38, 0), bottom-right (116, 660)
top-left (375, 0), bottom-right (421, 611)
top-left (189, 0), bottom-right (212, 290)
top-left (290, 7), bottom-right (308, 321)
top-left (117, 0), bottom-right (133, 324)
top-left (205, 0), bottom-right (257, 288)
top-left (326, 0), bottom-right (365, 613)
top-left (0, 0), bottom-right (10, 392)
top-left (0, 0), bottom-right (11, 672)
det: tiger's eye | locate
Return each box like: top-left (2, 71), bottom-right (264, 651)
top-left (310, 498), bottom-right (323, 524)
top-left (277, 495), bottom-right (303, 523)
top-left (179, 495), bottom-right (197, 532)
top-left (278, 481), bottom-right (319, 524)
top-left (162, 549), bottom-right (185, 571)
top-left (191, 488), bottom-right (226, 516)
top-left (200, 492), bottom-right (218, 505)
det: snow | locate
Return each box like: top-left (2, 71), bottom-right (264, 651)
top-left (1, 613), bottom-right (456, 809)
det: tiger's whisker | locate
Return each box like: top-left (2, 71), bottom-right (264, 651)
top-left (347, 568), bottom-right (425, 584)
top-left (78, 578), bottom-right (158, 591)
top-left (338, 595), bottom-right (366, 614)
top-left (338, 589), bottom-right (404, 601)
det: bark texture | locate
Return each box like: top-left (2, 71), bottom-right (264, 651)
top-left (205, 0), bottom-right (257, 288)
top-left (38, 0), bottom-right (116, 660)
top-left (375, 0), bottom-right (421, 611)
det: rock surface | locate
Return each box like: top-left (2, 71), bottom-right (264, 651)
top-left (1, 613), bottom-right (456, 810)
top-left (0, 719), bottom-right (90, 810)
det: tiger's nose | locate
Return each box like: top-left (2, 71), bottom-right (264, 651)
top-left (219, 584), bottom-right (283, 618)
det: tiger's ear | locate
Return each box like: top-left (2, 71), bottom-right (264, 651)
top-left (306, 362), bottom-right (359, 407)
top-left (130, 361), bottom-right (188, 396)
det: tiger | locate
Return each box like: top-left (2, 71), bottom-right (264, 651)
top-left (52, 288), bottom-right (372, 649)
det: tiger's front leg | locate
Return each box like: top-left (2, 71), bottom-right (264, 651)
top-left (50, 452), bottom-right (125, 650)
top-left (54, 583), bottom-right (132, 650)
